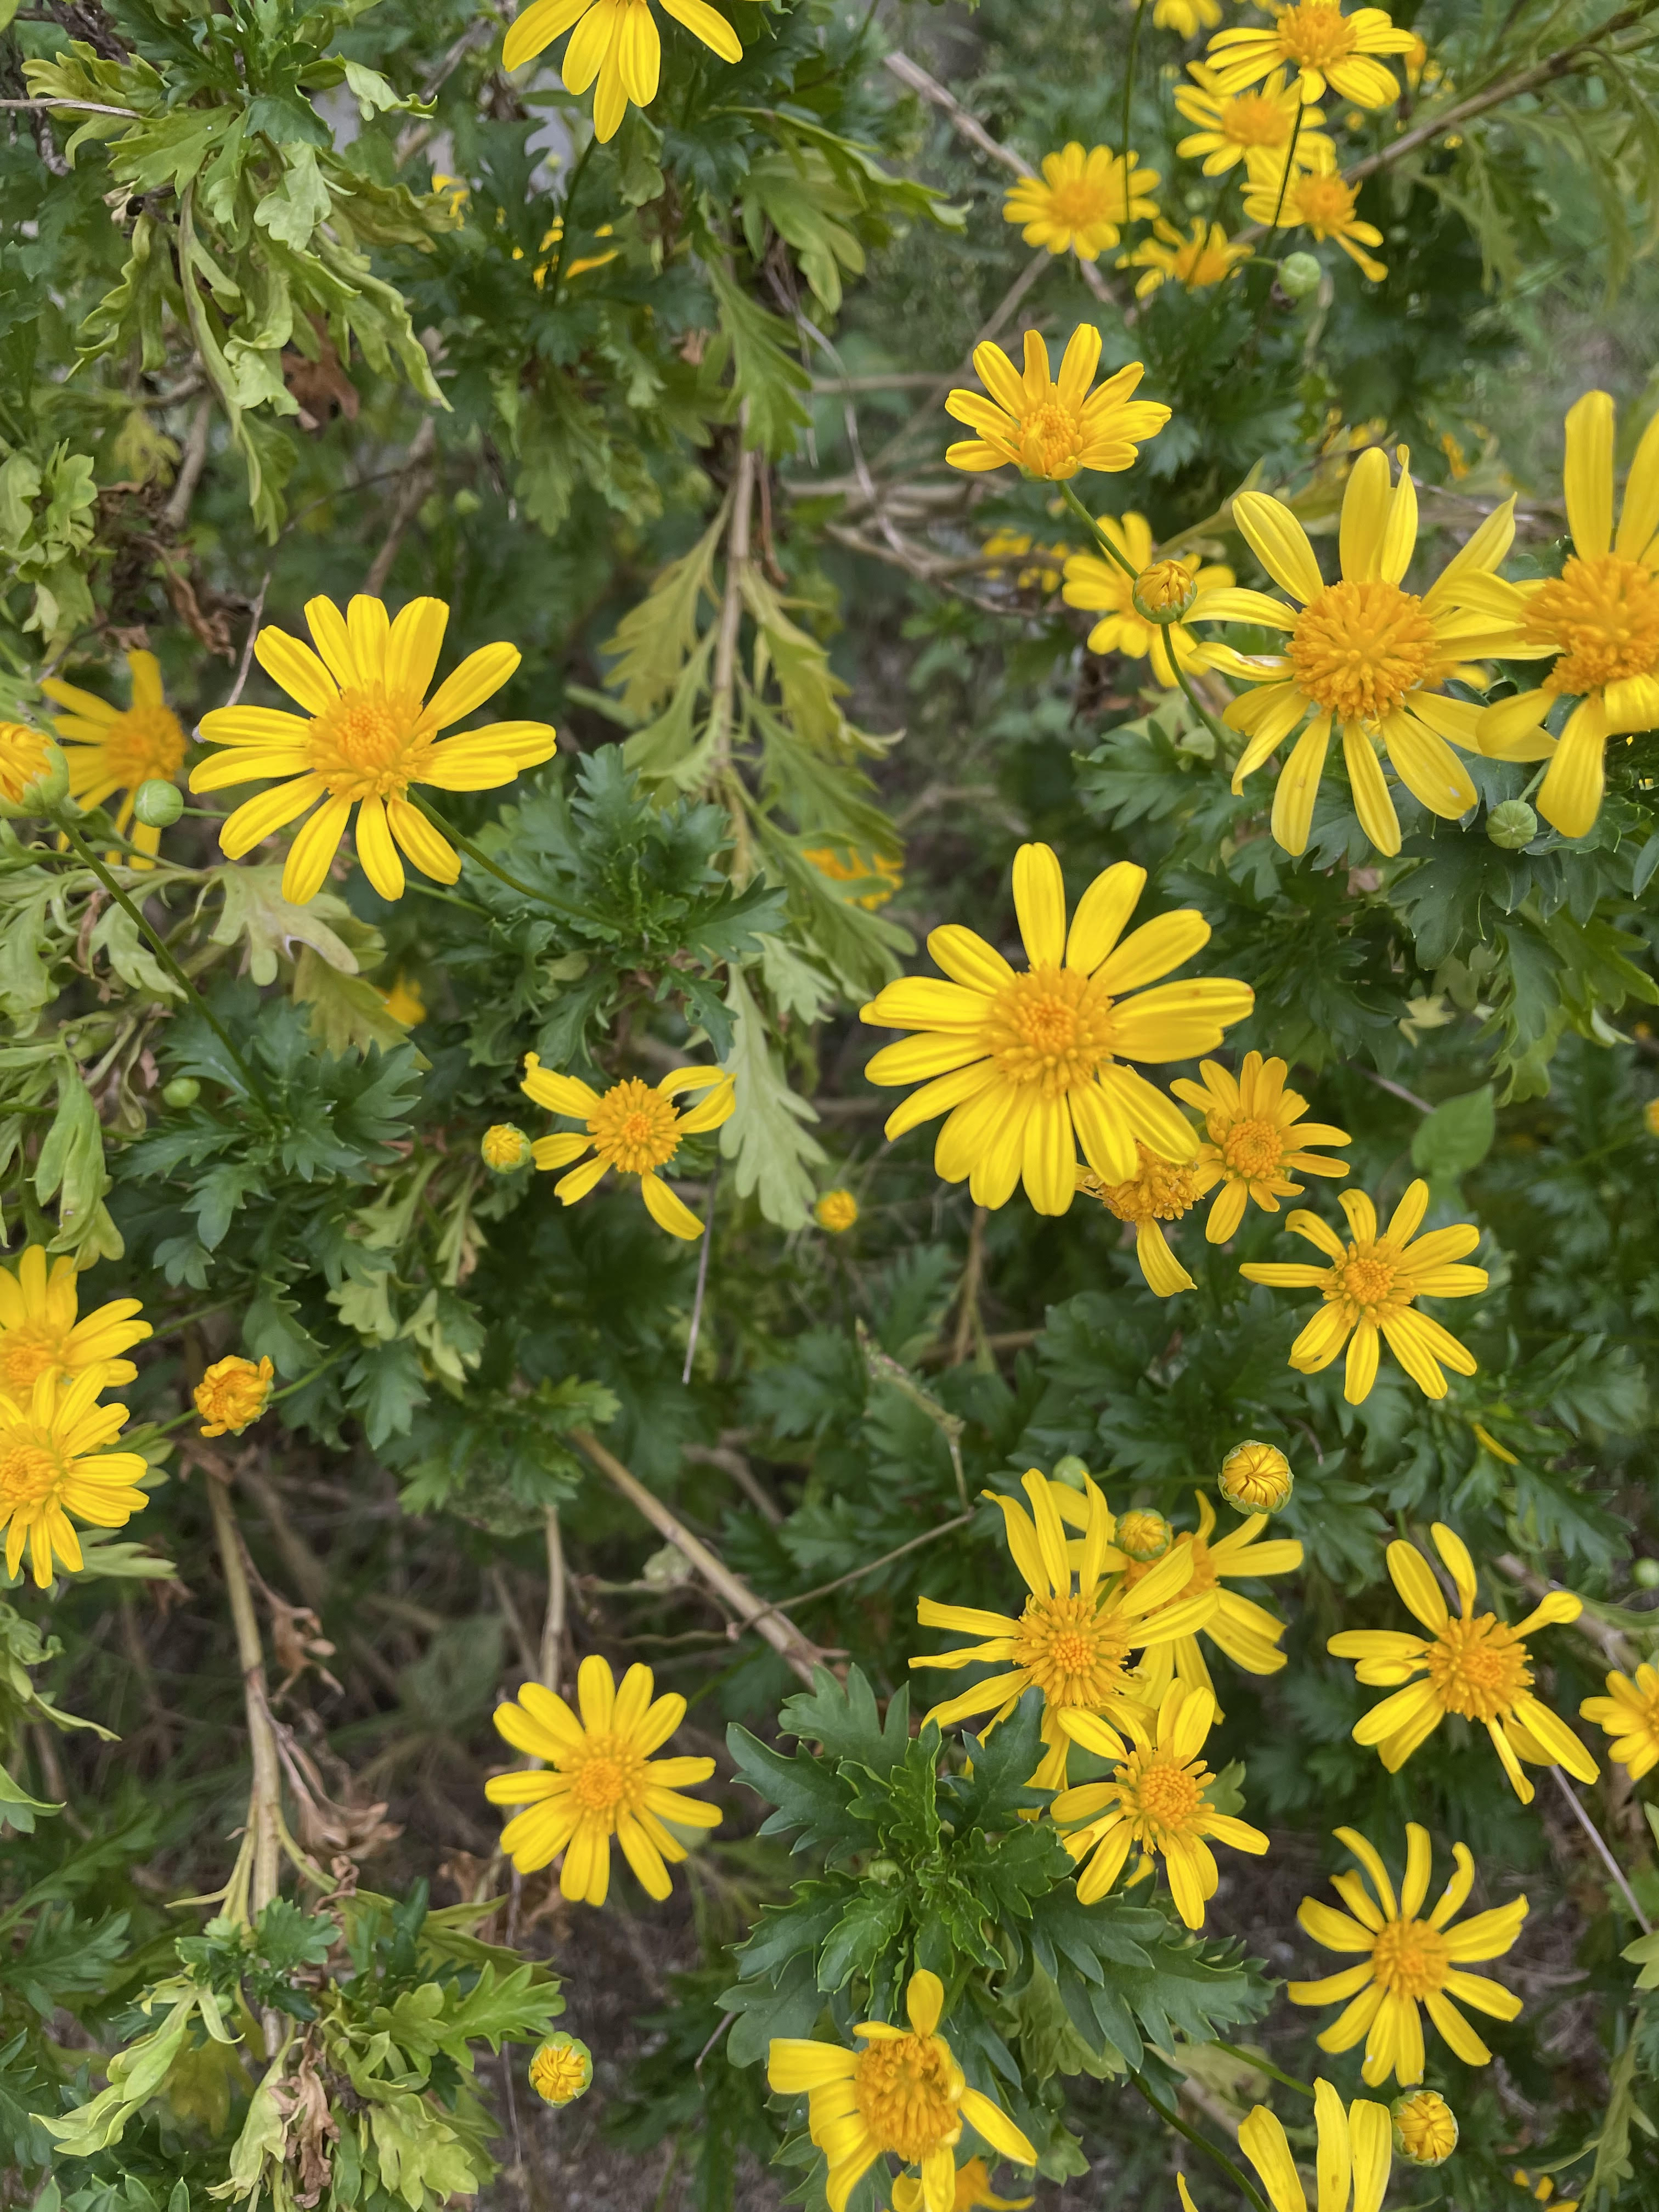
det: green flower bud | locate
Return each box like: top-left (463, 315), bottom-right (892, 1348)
top-left (1633, 1557), bottom-right (1659, 1589)
top-left (864, 1857), bottom-right (901, 1886)
top-left (1131, 560), bottom-right (1198, 625)
top-left (1486, 799), bottom-right (1538, 850)
top-left (1051, 1454), bottom-right (1091, 1490)
top-left (1278, 251), bottom-right (1322, 300)
top-left (162, 1076), bottom-right (202, 1109)
top-left (133, 779), bottom-right (184, 828)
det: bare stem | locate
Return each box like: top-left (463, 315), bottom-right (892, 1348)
top-left (205, 1472), bottom-right (284, 1921)
top-left (540, 1506), bottom-right (566, 1692)
top-left (1550, 1768), bottom-right (1653, 1933)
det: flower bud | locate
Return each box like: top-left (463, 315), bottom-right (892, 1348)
top-left (1051, 1454), bottom-right (1091, 1491)
top-left (481, 1124), bottom-right (532, 1172)
top-left (1278, 251), bottom-right (1322, 300)
top-left (133, 778), bottom-right (184, 828)
top-left (1116, 1508), bottom-right (1173, 1562)
top-left (814, 1188), bottom-right (859, 1233)
top-left (1633, 1556), bottom-right (1659, 1589)
top-left (1218, 1440), bottom-right (1293, 1513)
top-left (1131, 560), bottom-right (1198, 624)
top-left (1391, 2090), bottom-right (1457, 2166)
top-left (195, 1353), bottom-right (275, 1438)
top-left (529, 2033), bottom-right (592, 2107)
top-left (1486, 798), bottom-right (1538, 850)
top-left (162, 1076), bottom-right (202, 1109)
top-left (0, 727), bottom-right (69, 820)
top-left (864, 1857), bottom-right (901, 1886)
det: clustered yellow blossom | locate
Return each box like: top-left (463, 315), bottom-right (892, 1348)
top-left (194, 1353), bottom-right (275, 1438)
top-left (1120, 219), bottom-right (1253, 299)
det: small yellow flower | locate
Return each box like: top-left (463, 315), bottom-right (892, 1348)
top-left (1115, 1491), bottom-right (1302, 1714)
top-left (1077, 1143), bottom-right (1216, 1296)
top-left (521, 1057), bottom-right (735, 1240)
top-left (945, 328), bottom-right (1171, 482)
top-left (0, 723), bottom-right (63, 813)
top-left (0, 1248), bottom-right (150, 1397)
top-left (1062, 512), bottom-right (1235, 689)
top-left (1233, 2081), bottom-right (1393, 2212)
top-left (1241, 1179), bottom-right (1487, 1403)
top-left (1289, 1821), bottom-right (1527, 2086)
top-left (1154, 0), bottom-right (1222, 30)
top-left (1392, 2090), bottom-right (1458, 2166)
top-left (1206, 1), bottom-right (1418, 107)
top-left (1174, 65), bottom-right (1335, 174)
top-left (1054, 1680), bottom-right (1269, 1925)
top-left (487, 1654), bottom-right (720, 1903)
top-left (195, 1353), bottom-right (275, 1438)
top-left (1328, 1521), bottom-right (1596, 1802)
top-left (529, 2033), bottom-right (592, 2105)
top-left (767, 1968), bottom-right (1037, 2212)
top-left (1580, 1663), bottom-right (1659, 1781)
top-left (0, 1370), bottom-right (149, 1587)
top-left (1240, 161), bottom-right (1388, 283)
top-left (1172, 1051), bottom-right (1351, 1242)
top-left (40, 651), bottom-right (187, 868)
top-left (891, 2158), bottom-right (1032, 2212)
top-left (814, 1188), bottom-right (860, 1233)
top-left (1120, 218), bottom-right (1253, 300)
top-left (1002, 145), bottom-right (1160, 261)
top-left (520, 217), bottom-right (619, 285)
top-left (377, 973), bottom-right (426, 1025)
top-left (1514, 2172), bottom-right (1580, 2212)
top-left (192, 593), bottom-right (557, 906)
top-left (481, 1123), bottom-right (533, 1172)
top-left (804, 843), bottom-right (902, 909)
top-left (501, 0), bottom-right (741, 143)
top-left (1218, 1440), bottom-right (1293, 1513)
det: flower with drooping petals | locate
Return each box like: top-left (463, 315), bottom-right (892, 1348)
top-left (1175, 65), bottom-right (1335, 174)
top-left (501, 0), bottom-right (742, 144)
top-left (41, 651), bottom-right (187, 868)
top-left (891, 2158), bottom-right (1033, 2212)
top-left (945, 328), bottom-right (1171, 481)
top-left (1580, 1663), bottom-right (1659, 1780)
top-left (1329, 1521), bottom-right (1597, 1802)
top-left (1206, 1), bottom-right (1418, 106)
top-left (1002, 145), bottom-right (1160, 261)
top-left (0, 1247), bottom-right (149, 1398)
top-left (1120, 218), bottom-right (1253, 300)
top-left (0, 1370), bottom-right (149, 1588)
top-left (1172, 1051), bottom-right (1350, 1240)
top-left (194, 1354), bottom-right (274, 1438)
top-left (521, 1056), bottom-right (735, 1240)
top-left (1063, 513), bottom-right (1234, 687)
top-left (529, 2033), bottom-right (592, 2104)
top-left (1115, 1491), bottom-right (1302, 1714)
top-left (1077, 1144), bottom-right (1216, 1295)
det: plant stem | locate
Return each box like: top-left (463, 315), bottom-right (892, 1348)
top-left (1132, 2075), bottom-right (1272, 2212)
top-left (205, 1472), bottom-right (284, 1922)
top-left (137, 1346), bottom-right (349, 1441)
top-left (1059, 482), bottom-right (1137, 579)
top-left (1550, 1767), bottom-right (1653, 1933)
top-left (540, 1506), bottom-right (566, 1691)
top-left (1121, 0), bottom-right (1148, 174)
top-left (1212, 2040), bottom-right (1315, 2098)
top-left (407, 792), bottom-right (587, 922)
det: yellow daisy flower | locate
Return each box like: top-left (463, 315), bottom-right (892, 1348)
top-left (1171, 1050), bottom-right (1350, 1242)
top-left (40, 650), bottom-right (187, 868)
top-left (1475, 390), bottom-right (1659, 838)
top-left (1227, 2079), bottom-right (1392, 2212)
top-left (1328, 1521), bottom-right (1596, 1802)
top-left (767, 1968), bottom-right (1037, 2212)
top-left (1240, 161), bottom-right (1388, 282)
top-left (945, 327), bottom-right (1172, 481)
top-left (192, 593), bottom-right (557, 907)
top-left (911, 1468), bottom-right (1220, 1787)
top-left (1581, 1664), bottom-right (1659, 1780)
top-left (1289, 1821), bottom-right (1528, 2085)
top-left (521, 1056), bottom-right (735, 1240)
top-left (1118, 1491), bottom-right (1304, 1712)
top-left (0, 1369), bottom-right (149, 1589)
top-left (1076, 1144), bottom-right (1217, 1296)
top-left (1002, 145), bottom-right (1160, 261)
top-left (1174, 65), bottom-right (1335, 174)
top-left (1120, 219), bottom-right (1254, 300)
top-left (859, 843), bottom-right (1253, 1217)
top-left (1154, 0), bottom-right (1222, 31)
top-left (1062, 512), bottom-right (1235, 686)
top-left (1053, 1679), bottom-right (1269, 1924)
top-left (1241, 1179), bottom-right (1486, 1403)
top-left (0, 1247), bottom-right (149, 1397)
top-left (804, 843), bottom-right (903, 909)
top-left (1188, 447), bottom-right (1526, 855)
top-left (194, 1353), bottom-right (274, 1438)
top-left (891, 2157), bottom-right (1032, 2212)
top-left (501, 0), bottom-right (741, 144)
top-left (486, 1654), bottom-right (720, 1904)
top-left (1206, 1), bottom-right (1418, 106)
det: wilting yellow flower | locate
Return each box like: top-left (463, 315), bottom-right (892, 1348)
top-left (911, 1468), bottom-right (1219, 1787)
top-left (1242, 1179), bottom-right (1486, 1403)
top-left (1120, 218), bottom-right (1253, 300)
top-left (860, 843), bottom-right (1252, 1217)
top-left (945, 328), bottom-right (1171, 481)
top-left (1002, 145), bottom-right (1160, 260)
top-left (1206, 1), bottom-right (1417, 105)
top-left (40, 651), bottom-right (186, 868)
top-left (521, 1057), bottom-right (735, 1240)
top-left (768, 1969), bottom-right (1037, 2212)
top-left (377, 973), bottom-right (426, 1026)
top-left (195, 1353), bottom-right (275, 1438)
top-left (1120, 1491), bottom-right (1303, 1713)
top-left (1240, 162), bottom-right (1387, 281)
top-left (0, 1248), bottom-right (149, 1397)
top-left (1218, 1440), bottom-right (1293, 1513)
top-left (529, 2034), bottom-right (592, 2105)
top-left (1054, 1680), bottom-right (1269, 1924)
top-left (193, 594), bottom-right (557, 906)
top-left (501, 0), bottom-right (741, 142)
top-left (1580, 1663), bottom-right (1659, 1781)
top-left (487, 1655), bottom-right (719, 1904)
top-left (980, 531), bottom-right (1073, 595)
top-left (1172, 1052), bottom-right (1350, 1240)
top-left (1154, 0), bottom-right (1222, 30)
top-left (1392, 2091), bottom-right (1458, 2166)
top-left (0, 1370), bottom-right (148, 1588)
top-left (1232, 2080), bottom-right (1392, 2212)
top-left (1063, 514), bottom-right (1234, 687)
top-left (814, 1188), bottom-right (860, 1233)
top-left (1077, 1144), bottom-right (1216, 1296)
top-left (1290, 1821), bottom-right (1528, 2085)
top-left (891, 2158), bottom-right (1032, 2212)
top-left (1329, 1522), bottom-right (1596, 1802)
top-left (804, 843), bottom-right (902, 909)
top-left (1475, 391), bottom-right (1659, 838)
top-left (481, 1123), bottom-right (533, 1172)
top-left (1188, 448), bottom-right (1526, 855)
top-left (1175, 65), bottom-right (1335, 173)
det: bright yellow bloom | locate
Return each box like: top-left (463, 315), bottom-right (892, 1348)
top-left (1174, 66), bottom-right (1334, 174)
top-left (0, 1247), bottom-right (149, 1397)
top-left (501, 0), bottom-right (741, 143)
top-left (486, 1654), bottom-right (720, 1904)
top-left (193, 594), bottom-right (557, 906)
top-left (804, 843), bottom-right (902, 909)
top-left (891, 2157), bottom-right (1032, 2212)
top-left (1062, 513), bottom-right (1235, 687)
top-left (0, 1369), bottom-right (148, 1588)
top-left (1002, 145), bottom-right (1160, 260)
top-left (1475, 390), bottom-right (1659, 838)
top-left (860, 843), bottom-right (1252, 1217)
top-left (1289, 1821), bottom-right (1528, 2085)
top-left (980, 531), bottom-right (1073, 595)
top-left (1235, 2080), bottom-right (1392, 2212)
top-left (1580, 1663), bottom-right (1659, 1781)
top-left (1392, 2091), bottom-right (1458, 2166)
top-left (1206, 1), bottom-right (1417, 106)
top-left (1054, 1680), bottom-right (1269, 1925)
top-left (1077, 1144), bottom-right (1216, 1296)
top-left (768, 1969), bottom-right (1037, 2212)
top-left (1120, 1491), bottom-right (1303, 1713)
top-left (945, 328), bottom-right (1171, 481)
top-left (1189, 448), bottom-right (1525, 855)
top-left (0, 723), bottom-right (61, 812)
top-left (521, 1057), bottom-right (735, 1240)
top-left (1154, 0), bottom-right (1222, 31)
top-left (1240, 162), bottom-right (1388, 281)
top-left (1120, 219), bottom-right (1253, 300)
top-left (814, 1188), bottom-right (860, 1233)
top-left (911, 1468), bottom-right (1220, 1787)
top-left (195, 1353), bottom-right (274, 1438)
top-left (1329, 1522), bottom-right (1596, 1801)
top-left (40, 651), bottom-right (186, 868)
top-left (1172, 1051), bottom-right (1350, 1241)
top-left (1242, 1179), bottom-right (1486, 1402)
top-left (481, 1123), bottom-right (533, 1172)
top-left (529, 2034), bottom-right (592, 2104)
top-left (1218, 1440), bottom-right (1293, 1513)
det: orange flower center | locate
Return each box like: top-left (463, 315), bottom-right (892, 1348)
top-left (985, 964), bottom-right (1115, 1093)
top-left (1528, 552), bottom-right (1659, 696)
top-left (1047, 178), bottom-right (1116, 233)
top-left (589, 1080), bottom-right (680, 1176)
top-left (1222, 1116), bottom-right (1285, 1177)
top-left (1339, 1245), bottom-right (1401, 1310)
top-left (1017, 399), bottom-right (1087, 481)
top-left (565, 1733), bottom-right (649, 1825)
top-left (1369, 1914), bottom-right (1452, 2000)
top-left (306, 685), bottom-right (433, 801)
top-left (1289, 578), bottom-right (1436, 722)
top-left (853, 2033), bottom-right (961, 2163)
top-left (0, 1326), bottom-right (67, 1395)
top-left (0, 1437), bottom-right (64, 1513)
top-left (1424, 1612), bottom-right (1531, 1721)
top-left (1012, 1590), bottom-right (1132, 1708)
top-left (1291, 172), bottom-right (1362, 236)
top-left (1220, 92), bottom-right (1295, 148)
top-left (101, 703), bottom-right (187, 790)
top-left (1278, 1), bottom-right (1359, 67)
top-left (1120, 1747), bottom-right (1206, 1837)
top-left (1084, 1145), bottom-right (1202, 1224)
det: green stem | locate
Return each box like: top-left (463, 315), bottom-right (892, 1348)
top-left (1212, 2040), bottom-right (1314, 2099)
top-left (1121, 0), bottom-right (1148, 176)
top-left (409, 792), bottom-right (597, 925)
top-left (542, 133), bottom-right (597, 314)
top-left (138, 1346), bottom-right (349, 1442)
top-left (1132, 2075), bottom-right (1272, 2212)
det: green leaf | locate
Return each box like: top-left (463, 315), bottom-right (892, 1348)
top-left (707, 264), bottom-right (811, 458)
top-left (717, 967), bottom-right (826, 1231)
top-left (1410, 1086), bottom-right (1496, 1184)
top-left (775, 1666), bottom-right (912, 1776)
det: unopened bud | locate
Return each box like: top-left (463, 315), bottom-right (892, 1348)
top-left (529, 2034), bottom-right (592, 2107)
top-left (1116, 1508), bottom-right (1173, 1562)
top-left (1131, 560), bottom-right (1198, 624)
top-left (1219, 1440), bottom-right (1293, 1513)
top-left (481, 1124), bottom-right (532, 1172)
top-left (1051, 1454), bottom-right (1091, 1491)
top-left (1486, 799), bottom-right (1537, 850)
top-left (1391, 2090), bottom-right (1457, 2166)
top-left (1278, 251), bottom-right (1322, 300)
top-left (133, 778), bottom-right (183, 828)
top-left (162, 1076), bottom-right (202, 1109)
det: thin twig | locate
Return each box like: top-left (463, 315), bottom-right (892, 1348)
top-left (950, 1205), bottom-right (987, 1367)
top-left (1132, 2074), bottom-right (1273, 2212)
top-left (220, 568), bottom-right (271, 715)
top-left (0, 95), bottom-right (140, 116)
top-left (163, 396), bottom-right (213, 533)
top-left (709, 449), bottom-right (758, 774)
top-left (206, 1472), bottom-right (284, 1920)
top-left (1351, 1065), bottom-right (1434, 1116)
top-left (682, 1165), bottom-right (719, 1384)
top-left (1550, 1768), bottom-right (1652, 1933)
top-left (744, 1510), bottom-right (975, 1630)
top-left (364, 419), bottom-right (438, 596)
top-left (539, 1506), bottom-right (565, 1692)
